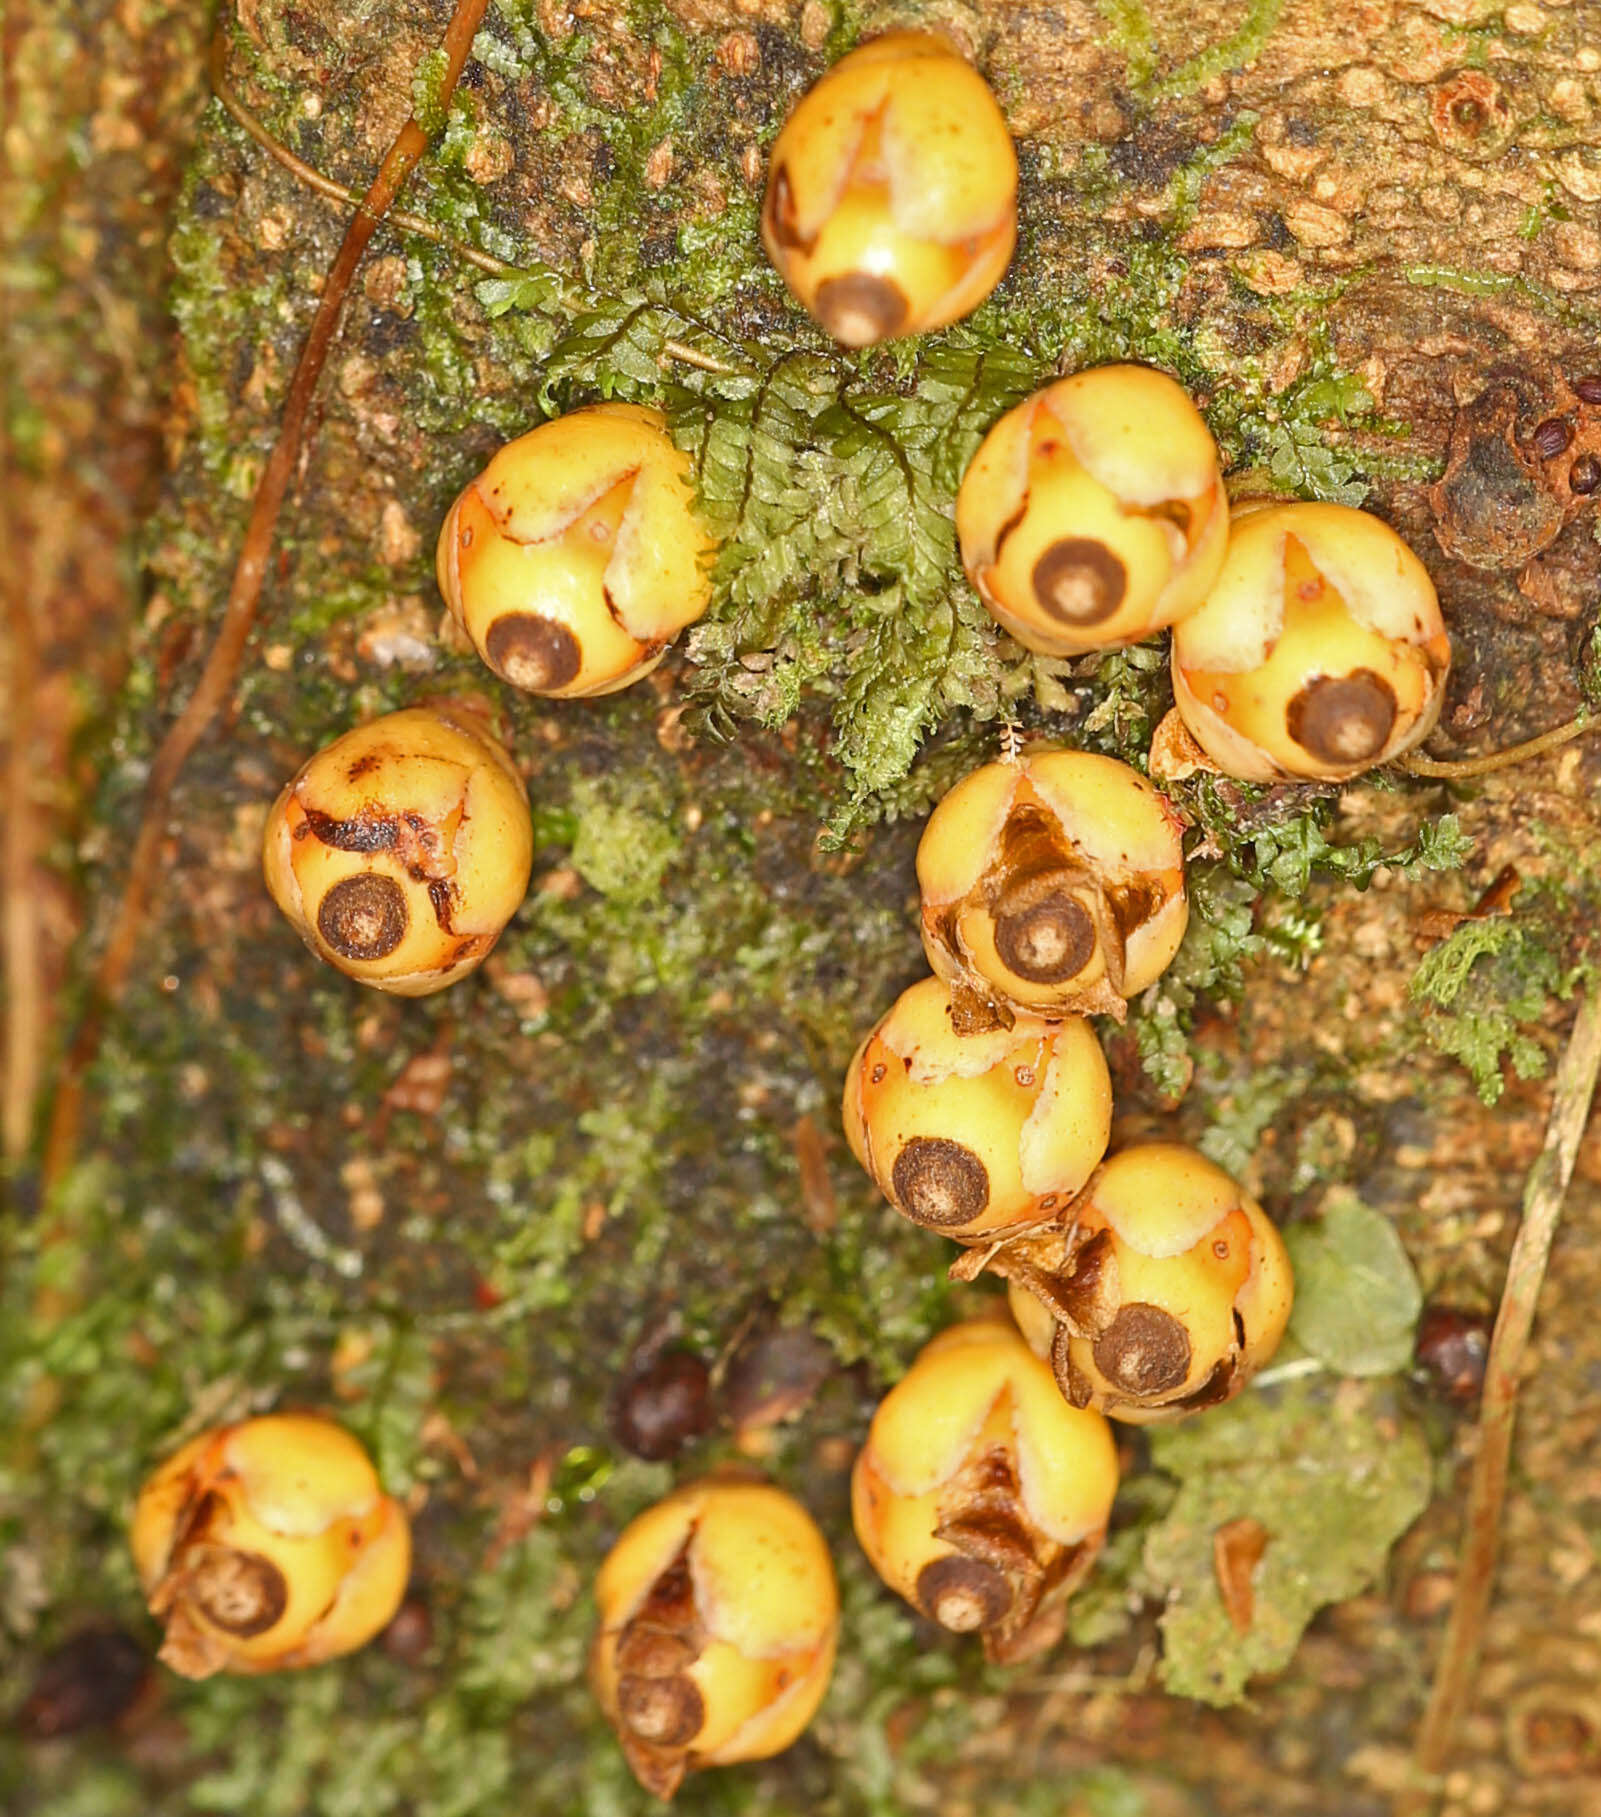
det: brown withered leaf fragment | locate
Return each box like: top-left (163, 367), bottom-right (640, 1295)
top-left (1416, 863), bottom-right (1522, 948)
top-left (945, 1245), bottom-right (994, 1285)
top-left (1148, 707), bottom-right (1217, 784)
top-left (789, 1115), bottom-right (836, 1233)
top-left (619, 1731), bottom-right (688, 1802)
top-left (1049, 1326), bottom-right (1097, 1408)
top-left (948, 980), bottom-right (1014, 1037)
top-left (1213, 1517), bottom-right (1269, 1634)
top-left (1045, 1228), bottom-right (1120, 1336)
top-left (1166, 1357), bottom-right (1241, 1415)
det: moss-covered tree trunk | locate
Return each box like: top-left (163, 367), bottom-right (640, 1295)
top-left (6, 2), bottom-right (1601, 1813)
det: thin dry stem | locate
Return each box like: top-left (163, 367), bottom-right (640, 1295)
top-left (210, 34), bottom-right (511, 278)
top-left (1398, 987), bottom-right (1601, 1815)
top-left (1402, 714), bottom-right (1599, 779)
top-left (38, 0), bottom-right (490, 1211)
top-left (2, 440), bottom-right (41, 1163)
top-left (212, 46), bottom-right (734, 375)
top-left (1, 6), bottom-right (40, 1162)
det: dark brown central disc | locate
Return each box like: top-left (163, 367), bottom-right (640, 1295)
top-left (891, 1138), bottom-right (990, 1229)
top-left (1284, 669), bottom-right (1397, 765)
top-left (1030, 538), bottom-right (1127, 625)
top-left (617, 1673), bottom-right (705, 1747)
top-left (1092, 1302), bottom-right (1193, 1397)
top-left (485, 612), bottom-right (583, 693)
top-left (317, 873), bottom-right (408, 961)
top-left (813, 272), bottom-right (909, 347)
top-left (916, 1555), bottom-right (1014, 1634)
top-left (994, 888), bottom-right (1096, 983)
top-left (187, 1547), bottom-right (289, 1639)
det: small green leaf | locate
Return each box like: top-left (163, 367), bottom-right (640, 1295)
top-left (1285, 1192), bottom-right (1422, 1376)
top-left (1144, 1376), bottom-right (1431, 1706)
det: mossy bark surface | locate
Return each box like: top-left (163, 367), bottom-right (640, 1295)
top-left (5, 3), bottom-right (1601, 1814)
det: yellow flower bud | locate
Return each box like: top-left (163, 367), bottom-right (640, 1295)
top-left (917, 746), bottom-right (1188, 1022)
top-left (130, 1414), bottom-right (410, 1679)
top-left (957, 366), bottom-right (1228, 655)
top-left (262, 703), bottom-right (533, 995)
top-left (1170, 501), bottom-right (1451, 781)
top-left (852, 1318), bottom-right (1118, 1662)
top-left (995, 1144), bottom-right (1295, 1424)
top-left (592, 1476), bottom-right (838, 1800)
top-left (761, 32), bottom-right (1017, 346)
top-left (842, 975), bottom-right (1111, 1240)
top-left (436, 403), bottom-right (714, 698)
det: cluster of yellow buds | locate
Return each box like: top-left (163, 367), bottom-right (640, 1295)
top-left (757, 33), bottom-right (1450, 787)
top-left (188, 20), bottom-right (1455, 1806)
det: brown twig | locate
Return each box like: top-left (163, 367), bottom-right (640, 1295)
top-left (38, 1), bottom-right (490, 1202)
top-left (1402, 714), bottom-right (1599, 779)
top-left (209, 33), bottom-right (513, 279)
top-left (1399, 986), bottom-right (1601, 1815)
top-left (2, 451), bottom-right (41, 1165)
top-left (1, 2), bottom-right (40, 1163)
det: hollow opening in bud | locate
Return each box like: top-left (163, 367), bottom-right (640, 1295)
top-left (1030, 538), bottom-right (1127, 626)
top-left (485, 612), bottom-right (583, 692)
top-left (993, 874), bottom-right (1097, 983)
top-left (617, 1672), bottom-right (705, 1747)
top-left (185, 1546), bottom-right (289, 1639)
top-left (1092, 1302), bottom-right (1192, 1397)
top-left (891, 1137), bottom-right (990, 1228)
top-left (317, 873), bottom-right (409, 960)
top-left (916, 1555), bottom-right (1014, 1633)
top-left (814, 272), bottom-right (909, 346)
top-left (1284, 670), bottom-right (1397, 765)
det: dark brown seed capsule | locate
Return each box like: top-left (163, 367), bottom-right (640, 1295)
top-left (380, 1596), bottom-right (433, 1666)
top-left (187, 1547), bottom-right (290, 1638)
top-left (611, 1349), bottom-right (713, 1463)
top-left (1030, 537), bottom-right (1127, 625)
top-left (992, 877), bottom-right (1097, 983)
top-left (1092, 1302), bottom-right (1193, 1397)
top-left (1413, 1304), bottom-right (1492, 1405)
top-left (317, 873), bottom-right (408, 960)
top-left (15, 1629), bottom-right (150, 1739)
top-left (617, 1672), bottom-right (705, 1747)
top-left (915, 1555), bottom-right (1014, 1633)
top-left (890, 1137), bottom-right (990, 1228)
top-left (719, 1321), bottom-right (833, 1434)
top-left (485, 612), bottom-right (584, 691)
top-left (1531, 416), bottom-right (1574, 459)
top-left (1570, 454), bottom-right (1601, 496)
top-left (1284, 670), bottom-right (1398, 765)
top-left (1572, 375), bottom-right (1601, 405)
top-left (813, 272), bottom-right (909, 346)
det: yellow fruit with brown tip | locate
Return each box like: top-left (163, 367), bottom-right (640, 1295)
top-left (957, 366), bottom-right (1227, 655)
top-left (436, 403), bottom-right (715, 699)
top-left (998, 1144), bottom-right (1295, 1424)
top-left (592, 1476), bottom-right (838, 1800)
top-left (130, 1414), bottom-right (410, 1679)
top-left (842, 975), bottom-right (1111, 1241)
top-left (917, 746), bottom-right (1188, 1023)
top-left (761, 32), bottom-right (1017, 346)
top-left (262, 703), bottom-right (532, 995)
top-left (1170, 501), bottom-right (1451, 781)
top-left (852, 1318), bottom-right (1118, 1662)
